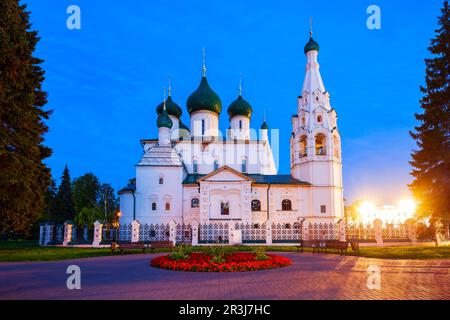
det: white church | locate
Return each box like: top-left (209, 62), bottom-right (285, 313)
top-left (119, 34), bottom-right (344, 226)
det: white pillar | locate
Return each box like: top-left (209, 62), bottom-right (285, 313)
top-left (44, 223), bottom-right (53, 245)
top-left (406, 219), bottom-right (417, 245)
top-left (169, 220), bottom-right (177, 245)
top-left (191, 221), bottom-right (199, 246)
top-left (131, 220), bottom-right (140, 243)
top-left (302, 221), bottom-right (309, 241)
top-left (228, 222), bottom-right (235, 245)
top-left (93, 220), bottom-right (103, 247)
top-left (339, 220), bottom-right (346, 242)
top-left (265, 221), bottom-right (272, 245)
top-left (374, 219), bottom-right (383, 245)
top-left (63, 221), bottom-right (74, 246)
top-left (39, 223), bottom-right (45, 246)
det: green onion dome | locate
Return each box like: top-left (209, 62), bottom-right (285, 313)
top-left (156, 96), bottom-right (182, 118)
top-left (179, 121), bottom-right (190, 132)
top-left (186, 76), bottom-right (222, 115)
top-left (156, 108), bottom-right (173, 129)
top-left (261, 121), bottom-right (269, 130)
top-left (227, 95), bottom-right (253, 119)
top-left (304, 37), bottom-right (319, 54)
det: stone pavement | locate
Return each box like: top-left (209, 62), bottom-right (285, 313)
top-left (0, 252), bottom-right (449, 300)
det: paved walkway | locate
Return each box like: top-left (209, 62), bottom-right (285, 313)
top-left (0, 253), bottom-right (449, 300)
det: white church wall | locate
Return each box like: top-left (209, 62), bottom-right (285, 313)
top-left (134, 165), bottom-right (183, 224)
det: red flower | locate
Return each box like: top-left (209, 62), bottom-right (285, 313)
top-left (150, 252), bottom-right (292, 272)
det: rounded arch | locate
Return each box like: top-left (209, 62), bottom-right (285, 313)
top-left (282, 199), bottom-right (292, 211)
top-left (315, 133), bottom-right (327, 156)
top-left (299, 135), bottom-right (307, 158)
top-left (251, 199), bottom-right (261, 212)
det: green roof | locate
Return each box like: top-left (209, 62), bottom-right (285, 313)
top-left (261, 121), bottom-right (269, 130)
top-left (182, 173), bottom-right (310, 185)
top-left (186, 76), bottom-right (222, 114)
top-left (227, 95), bottom-right (253, 118)
top-left (304, 37), bottom-right (319, 54)
top-left (156, 108), bottom-right (173, 129)
top-left (156, 96), bottom-right (182, 118)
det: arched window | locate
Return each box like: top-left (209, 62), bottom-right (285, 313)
top-left (317, 115), bottom-right (322, 123)
top-left (159, 177), bottom-right (164, 185)
top-left (301, 117), bottom-right (306, 126)
top-left (193, 160), bottom-right (198, 174)
top-left (299, 135), bottom-right (307, 158)
top-left (201, 119), bottom-right (205, 136)
top-left (221, 202), bottom-right (230, 215)
top-left (214, 159), bottom-right (219, 171)
top-left (191, 198), bottom-right (199, 208)
top-left (241, 159), bottom-right (247, 173)
top-left (315, 134), bottom-right (326, 155)
top-left (282, 199), bottom-right (292, 211)
top-left (152, 202), bottom-right (157, 211)
top-left (165, 202), bottom-right (171, 211)
top-left (251, 200), bottom-right (261, 212)
top-left (239, 120), bottom-right (242, 130)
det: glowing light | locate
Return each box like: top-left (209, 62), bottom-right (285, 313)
top-left (398, 199), bottom-right (417, 216)
top-left (117, 211), bottom-right (122, 218)
top-left (357, 199), bottom-right (417, 225)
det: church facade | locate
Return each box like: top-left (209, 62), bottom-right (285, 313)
top-left (119, 35), bottom-right (344, 226)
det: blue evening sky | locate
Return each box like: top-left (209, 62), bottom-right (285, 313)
top-left (24, 0), bottom-right (442, 205)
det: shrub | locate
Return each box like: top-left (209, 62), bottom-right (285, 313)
top-left (253, 247), bottom-right (270, 261)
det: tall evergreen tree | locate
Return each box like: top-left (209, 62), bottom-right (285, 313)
top-left (410, 0), bottom-right (450, 220)
top-left (72, 173), bottom-right (100, 215)
top-left (0, 1), bottom-right (52, 236)
top-left (42, 178), bottom-right (57, 221)
top-left (55, 165), bottom-right (75, 222)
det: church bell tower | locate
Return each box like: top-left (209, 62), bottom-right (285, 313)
top-left (290, 26), bottom-right (344, 219)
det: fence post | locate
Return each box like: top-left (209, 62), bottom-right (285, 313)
top-left (265, 221), bottom-right (272, 245)
top-left (406, 219), bottom-right (417, 244)
top-left (39, 223), bottom-right (45, 246)
top-left (191, 221), bottom-right (199, 246)
top-left (228, 222), bottom-right (235, 245)
top-left (302, 221), bottom-right (309, 241)
top-left (339, 220), bottom-right (346, 242)
top-left (44, 222), bottom-right (54, 245)
top-left (131, 220), bottom-right (140, 243)
top-left (169, 220), bottom-right (177, 245)
top-left (93, 220), bottom-right (103, 247)
top-left (373, 219), bottom-right (383, 245)
top-left (63, 221), bottom-right (74, 246)
top-left (434, 221), bottom-right (441, 246)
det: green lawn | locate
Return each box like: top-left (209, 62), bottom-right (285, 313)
top-left (1, 241), bottom-right (450, 262)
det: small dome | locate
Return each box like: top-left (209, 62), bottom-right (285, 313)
top-left (156, 96), bottom-right (182, 118)
top-left (227, 95), bottom-right (253, 119)
top-left (186, 76), bottom-right (222, 115)
top-left (179, 121), bottom-right (190, 132)
top-left (261, 121), bottom-right (269, 130)
top-left (304, 37), bottom-right (319, 54)
top-left (156, 108), bottom-right (173, 129)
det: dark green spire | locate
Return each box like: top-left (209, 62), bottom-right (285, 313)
top-left (156, 104), bottom-right (173, 129)
top-left (227, 95), bottom-right (253, 119)
top-left (186, 76), bottom-right (222, 115)
top-left (261, 121), bottom-right (269, 130)
top-left (304, 37), bottom-right (319, 54)
top-left (156, 96), bottom-right (182, 118)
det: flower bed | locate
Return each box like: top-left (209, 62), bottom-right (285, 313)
top-left (151, 252), bottom-right (292, 272)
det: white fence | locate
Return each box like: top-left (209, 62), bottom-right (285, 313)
top-left (39, 219), bottom-right (419, 247)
